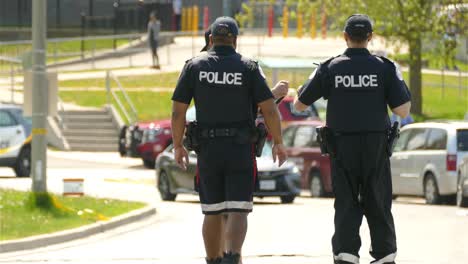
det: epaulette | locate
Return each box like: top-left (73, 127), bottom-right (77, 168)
top-left (318, 55), bottom-right (339, 67)
top-left (375, 55), bottom-right (396, 67)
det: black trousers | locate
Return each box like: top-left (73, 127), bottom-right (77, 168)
top-left (331, 133), bottom-right (397, 263)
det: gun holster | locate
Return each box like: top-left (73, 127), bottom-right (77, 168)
top-left (254, 123), bottom-right (268, 157)
top-left (316, 126), bottom-right (335, 157)
top-left (183, 121), bottom-right (200, 153)
top-left (387, 121), bottom-right (400, 157)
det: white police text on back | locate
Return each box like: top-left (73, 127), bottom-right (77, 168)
top-left (199, 71), bottom-right (243, 85)
top-left (335, 74), bottom-right (378, 88)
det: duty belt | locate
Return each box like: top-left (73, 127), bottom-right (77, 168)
top-left (199, 127), bottom-right (247, 139)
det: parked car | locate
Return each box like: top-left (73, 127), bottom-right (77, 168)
top-left (119, 119), bottom-right (172, 168)
top-left (155, 143), bottom-right (301, 204)
top-left (0, 104), bottom-right (32, 177)
top-left (276, 96), bottom-right (320, 127)
top-left (457, 156), bottom-right (468, 208)
top-left (124, 97), bottom-right (320, 169)
top-left (391, 121), bottom-right (468, 204)
top-left (282, 120), bottom-right (332, 197)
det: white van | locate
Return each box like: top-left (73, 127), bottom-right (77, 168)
top-left (391, 121), bottom-right (468, 204)
top-left (0, 104), bottom-right (32, 177)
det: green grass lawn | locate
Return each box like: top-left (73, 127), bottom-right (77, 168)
top-left (0, 189), bottom-right (145, 241)
top-left (0, 38), bottom-right (131, 65)
top-left (58, 70), bottom-right (467, 122)
top-left (59, 90), bottom-right (173, 122)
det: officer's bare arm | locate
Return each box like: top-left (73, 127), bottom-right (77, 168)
top-left (293, 97), bottom-right (309, 112)
top-left (171, 101), bottom-right (189, 148)
top-left (391, 101), bottom-right (411, 118)
top-left (258, 99), bottom-right (283, 145)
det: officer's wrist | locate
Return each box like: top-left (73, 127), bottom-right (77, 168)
top-left (173, 144), bottom-right (184, 150)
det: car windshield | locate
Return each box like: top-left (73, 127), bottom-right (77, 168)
top-left (457, 129), bottom-right (468, 151)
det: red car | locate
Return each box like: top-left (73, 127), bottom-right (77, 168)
top-left (282, 120), bottom-right (332, 197)
top-left (119, 98), bottom-right (320, 169)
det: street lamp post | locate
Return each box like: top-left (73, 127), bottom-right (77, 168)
top-left (31, 0), bottom-right (48, 193)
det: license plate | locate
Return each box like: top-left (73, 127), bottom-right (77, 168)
top-left (259, 180), bottom-right (276, 190)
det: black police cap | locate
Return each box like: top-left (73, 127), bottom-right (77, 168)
top-left (211, 16), bottom-right (239, 37)
top-left (200, 28), bottom-right (211, 52)
top-left (344, 14), bottom-right (373, 38)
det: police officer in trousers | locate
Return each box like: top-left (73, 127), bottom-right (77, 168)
top-left (171, 17), bottom-right (287, 264)
top-left (294, 14), bottom-right (411, 264)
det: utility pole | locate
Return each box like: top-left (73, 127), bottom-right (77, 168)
top-left (31, 0), bottom-right (48, 193)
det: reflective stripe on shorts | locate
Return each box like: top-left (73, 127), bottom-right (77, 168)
top-left (201, 201), bottom-right (253, 212)
top-left (371, 252), bottom-right (397, 264)
top-left (334, 253), bottom-right (360, 264)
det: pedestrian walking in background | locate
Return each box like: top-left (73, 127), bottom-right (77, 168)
top-left (148, 11), bottom-right (161, 69)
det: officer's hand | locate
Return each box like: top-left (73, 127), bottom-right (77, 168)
top-left (272, 80), bottom-right (289, 99)
top-left (272, 143), bottom-right (288, 167)
top-left (174, 146), bottom-right (189, 170)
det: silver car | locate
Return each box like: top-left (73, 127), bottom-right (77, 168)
top-left (391, 121), bottom-right (468, 204)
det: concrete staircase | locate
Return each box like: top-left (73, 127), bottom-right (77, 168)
top-left (59, 108), bottom-right (120, 152)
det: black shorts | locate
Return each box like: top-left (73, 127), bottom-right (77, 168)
top-left (196, 139), bottom-right (257, 215)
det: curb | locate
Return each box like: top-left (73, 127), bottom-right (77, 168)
top-left (0, 205), bottom-right (156, 253)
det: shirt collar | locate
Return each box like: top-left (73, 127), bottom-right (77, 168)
top-left (208, 45), bottom-right (236, 55)
top-left (344, 48), bottom-right (371, 56)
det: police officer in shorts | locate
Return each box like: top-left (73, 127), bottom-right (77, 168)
top-left (294, 14), bottom-right (411, 264)
top-left (171, 16), bottom-right (287, 264)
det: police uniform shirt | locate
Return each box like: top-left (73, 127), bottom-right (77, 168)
top-left (172, 46), bottom-right (274, 127)
top-left (298, 48), bottom-right (411, 132)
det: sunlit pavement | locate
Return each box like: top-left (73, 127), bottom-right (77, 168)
top-left (1, 152), bottom-right (468, 263)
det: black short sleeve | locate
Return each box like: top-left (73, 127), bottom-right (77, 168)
top-left (386, 63), bottom-right (411, 108)
top-left (251, 65), bottom-right (274, 104)
top-left (171, 61), bottom-right (194, 104)
top-left (298, 65), bottom-right (326, 105)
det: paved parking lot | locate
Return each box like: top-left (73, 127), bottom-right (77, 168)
top-left (1, 152), bottom-right (468, 263)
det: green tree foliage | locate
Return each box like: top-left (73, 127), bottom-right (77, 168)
top-left (324, 0), bottom-right (467, 115)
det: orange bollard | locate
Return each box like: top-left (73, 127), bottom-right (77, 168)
top-left (193, 5), bottom-right (199, 35)
top-left (310, 8), bottom-right (317, 39)
top-left (297, 12), bottom-right (303, 38)
top-left (282, 6), bottom-right (289, 38)
top-left (321, 6), bottom-right (327, 39)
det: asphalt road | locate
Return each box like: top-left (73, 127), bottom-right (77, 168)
top-left (1, 154), bottom-right (468, 264)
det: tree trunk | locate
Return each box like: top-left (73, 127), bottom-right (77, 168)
top-left (408, 37), bottom-right (423, 115)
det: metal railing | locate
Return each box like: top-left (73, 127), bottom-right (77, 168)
top-left (0, 56), bottom-right (22, 104)
top-left (105, 70), bottom-right (138, 124)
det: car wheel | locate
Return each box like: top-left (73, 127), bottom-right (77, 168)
top-left (309, 171), bottom-right (325, 198)
top-left (143, 159), bottom-right (155, 169)
top-left (14, 146), bottom-right (31, 177)
top-left (280, 195), bottom-right (295, 204)
top-left (158, 171), bottom-right (177, 201)
top-left (456, 177), bottom-right (468, 208)
top-left (424, 174), bottom-right (441, 205)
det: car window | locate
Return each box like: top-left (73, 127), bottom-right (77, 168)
top-left (282, 126), bottom-right (296, 147)
top-left (406, 128), bottom-right (428, 151)
top-left (394, 129), bottom-right (411, 152)
top-left (426, 128), bottom-right (447, 150)
top-left (0, 110), bottom-right (17, 127)
top-left (457, 130), bottom-right (468, 151)
top-left (293, 126), bottom-right (317, 148)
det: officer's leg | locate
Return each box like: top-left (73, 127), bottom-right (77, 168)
top-left (223, 142), bottom-right (256, 264)
top-left (198, 143), bottom-right (226, 261)
top-left (362, 134), bottom-right (397, 263)
top-left (332, 135), bottom-right (364, 264)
